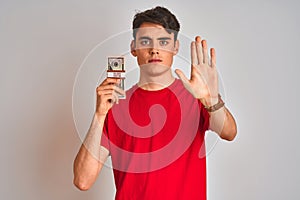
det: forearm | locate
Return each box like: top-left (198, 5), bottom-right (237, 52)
top-left (208, 106), bottom-right (237, 141)
top-left (73, 113), bottom-right (109, 190)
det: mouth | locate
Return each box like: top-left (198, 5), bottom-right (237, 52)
top-left (148, 59), bottom-right (162, 63)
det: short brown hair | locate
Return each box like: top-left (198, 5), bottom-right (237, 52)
top-left (132, 6), bottom-right (180, 41)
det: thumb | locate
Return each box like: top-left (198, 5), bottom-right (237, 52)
top-left (175, 69), bottom-right (190, 84)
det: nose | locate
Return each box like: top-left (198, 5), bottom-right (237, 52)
top-left (149, 41), bottom-right (159, 54)
top-left (150, 49), bottom-right (159, 55)
top-left (149, 46), bottom-right (159, 55)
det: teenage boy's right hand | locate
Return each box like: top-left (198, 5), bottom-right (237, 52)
top-left (95, 78), bottom-right (125, 117)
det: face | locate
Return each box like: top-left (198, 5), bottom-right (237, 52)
top-left (131, 23), bottom-right (179, 72)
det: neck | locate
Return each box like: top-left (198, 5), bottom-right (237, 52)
top-left (138, 68), bottom-right (175, 91)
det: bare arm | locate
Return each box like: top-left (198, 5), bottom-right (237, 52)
top-left (208, 106), bottom-right (237, 141)
top-left (73, 78), bottom-right (124, 190)
top-left (73, 113), bottom-right (108, 191)
top-left (176, 36), bottom-right (237, 141)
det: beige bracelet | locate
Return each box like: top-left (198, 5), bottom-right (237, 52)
top-left (204, 94), bottom-right (225, 112)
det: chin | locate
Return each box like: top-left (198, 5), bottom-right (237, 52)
top-left (139, 63), bottom-right (171, 76)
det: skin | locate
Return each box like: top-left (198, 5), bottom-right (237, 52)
top-left (73, 22), bottom-right (237, 191)
top-left (131, 23), bottom-right (179, 90)
top-left (73, 78), bottom-right (123, 191)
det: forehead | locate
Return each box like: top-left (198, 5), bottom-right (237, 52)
top-left (135, 23), bottom-right (175, 39)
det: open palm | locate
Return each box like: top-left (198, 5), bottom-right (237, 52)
top-left (176, 36), bottom-right (219, 105)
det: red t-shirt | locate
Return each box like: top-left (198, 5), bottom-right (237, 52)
top-left (101, 79), bottom-right (209, 200)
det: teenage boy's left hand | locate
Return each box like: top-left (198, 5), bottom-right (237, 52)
top-left (175, 36), bottom-right (219, 106)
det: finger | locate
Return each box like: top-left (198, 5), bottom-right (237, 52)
top-left (100, 78), bottom-right (120, 86)
top-left (112, 91), bottom-right (120, 104)
top-left (202, 40), bottom-right (209, 64)
top-left (97, 89), bottom-right (114, 96)
top-left (102, 94), bottom-right (115, 104)
top-left (195, 36), bottom-right (203, 65)
top-left (97, 86), bottom-right (114, 94)
top-left (191, 41), bottom-right (198, 67)
top-left (210, 48), bottom-right (216, 68)
top-left (114, 85), bottom-right (126, 96)
top-left (97, 83), bottom-right (120, 92)
top-left (175, 69), bottom-right (190, 85)
top-left (102, 94), bottom-right (114, 101)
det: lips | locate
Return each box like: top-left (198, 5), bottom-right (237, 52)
top-left (148, 59), bottom-right (162, 63)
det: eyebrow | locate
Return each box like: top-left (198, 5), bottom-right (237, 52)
top-left (157, 37), bottom-right (172, 40)
top-left (138, 36), bottom-right (172, 40)
top-left (138, 36), bottom-right (151, 41)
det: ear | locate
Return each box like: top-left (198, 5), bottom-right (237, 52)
top-left (173, 40), bottom-right (179, 56)
top-left (130, 40), bottom-right (137, 57)
top-left (173, 40), bottom-right (179, 55)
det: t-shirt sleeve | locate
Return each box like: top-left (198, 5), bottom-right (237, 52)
top-left (199, 101), bottom-right (210, 133)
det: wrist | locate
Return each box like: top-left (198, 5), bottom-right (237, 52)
top-left (94, 111), bottom-right (107, 123)
top-left (199, 94), bottom-right (218, 107)
top-left (200, 94), bottom-right (225, 112)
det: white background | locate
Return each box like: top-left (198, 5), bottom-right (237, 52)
top-left (1, 0), bottom-right (299, 199)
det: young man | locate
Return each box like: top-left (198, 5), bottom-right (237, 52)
top-left (73, 6), bottom-right (237, 200)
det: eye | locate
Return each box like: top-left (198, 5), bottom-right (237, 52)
top-left (140, 39), bottom-right (151, 46)
top-left (159, 40), bottom-right (169, 46)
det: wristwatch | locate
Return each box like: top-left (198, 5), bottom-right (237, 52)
top-left (204, 94), bottom-right (225, 112)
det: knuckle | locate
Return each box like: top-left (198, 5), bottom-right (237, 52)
top-left (97, 85), bottom-right (103, 91)
top-left (112, 85), bottom-right (118, 91)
